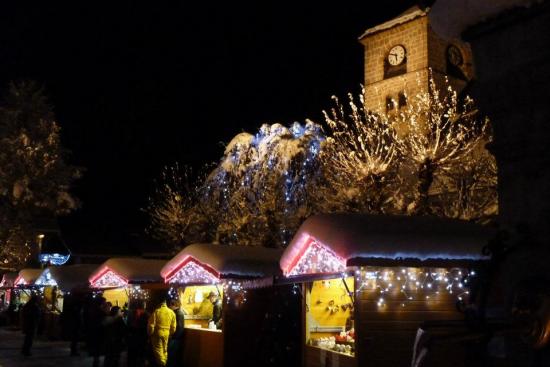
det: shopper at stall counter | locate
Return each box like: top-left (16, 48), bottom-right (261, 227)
top-left (148, 298), bottom-right (176, 367)
top-left (208, 291), bottom-right (222, 330)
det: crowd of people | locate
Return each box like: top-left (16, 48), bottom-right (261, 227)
top-left (17, 294), bottom-right (188, 367)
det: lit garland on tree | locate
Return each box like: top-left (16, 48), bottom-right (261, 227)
top-left (313, 72), bottom-right (496, 221)
top-left (315, 89), bottom-right (402, 214)
top-left (198, 121), bottom-right (325, 247)
top-left (147, 73), bottom-right (495, 251)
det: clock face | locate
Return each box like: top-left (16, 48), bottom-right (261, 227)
top-left (447, 45), bottom-right (463, 66)
top-left (388, 45), bottom-right (406, 66)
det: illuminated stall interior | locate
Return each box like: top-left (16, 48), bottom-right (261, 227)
top-left (14, 269), bottom-right (44, 304)
top-left (89, 258), bottom-right (166, 308)
top-left (0, 272), bottom-right (17, 309)
top-left (162, 244), bottom-right (281, 330)
top-left (35, 264), bottom-right (98, 313)
top-left (161, 243), bottom-right (284, 367)
top-left (178, 284), bottom-right (223, 329)
top-left (281, 214), bottom-right (493, 367)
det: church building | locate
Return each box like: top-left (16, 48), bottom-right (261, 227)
top-left (359, 6), bottom-right (473, 113)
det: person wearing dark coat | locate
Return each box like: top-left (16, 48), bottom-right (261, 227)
top-left (208, 292), bottom-right (222, 330)
top-left (126, 300), bottom-right (150, 367)
top-left (64, 294), bottom-right (84, 356)
top-left (21, 295), bottom-right (41, 356)
top-left (167, 299), bottom-right (185, 367)
top-left (86, 297), bottom-right (109, 367)
top-left (103, 306), bottom-right (127, 367)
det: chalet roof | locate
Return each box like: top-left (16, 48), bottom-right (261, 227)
top-left (89, 258), bottom-right (166, 285)
top-left (280, 214), bottom-right (494, 275)
top-left (37, 265), bottom-right (98, 292)
top-left (0, 272), bottom-right (18, 288)
top-left (161, 243), bottom-right (283, 282)
top-left (359, 6), bottom-right (428, 39)
top-left (15, 269), bottom-right (43, 286)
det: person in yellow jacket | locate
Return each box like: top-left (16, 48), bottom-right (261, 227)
top-left (148, 299), bottom-right (176, 367)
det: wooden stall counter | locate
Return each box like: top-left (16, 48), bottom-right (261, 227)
top-left (183, 326), bottom-right (223, 367)
top-left (305, 345), bottom-right (356, 367)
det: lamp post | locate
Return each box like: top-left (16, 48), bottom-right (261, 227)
top-left (37, 234), bottom-right (45, 268)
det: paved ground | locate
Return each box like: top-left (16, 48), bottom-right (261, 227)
top-left (0, 327), bottom-right (125, 367)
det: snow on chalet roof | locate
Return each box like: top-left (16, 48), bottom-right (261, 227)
top-left (281, 214), bottom-right (494, 275)
top-left (89, 258), bottom-right (166, 285)
top-left (161, 243), bottom-right (283, 283)
top-left (359, 6), bottom-right (428, 39)
top-left (40, 265), bottom-right (98, 292)
top-left (0, 272), bottom-right (18, 288)
top-left (15, 269), bottom-right (43, 286)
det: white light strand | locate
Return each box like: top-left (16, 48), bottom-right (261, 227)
top-left (128, 285), bottom-right (149, 301)
top-left (223, 281), bottom-right (247, 306)
top-left (38, 253), bottom-right (70, 266)
top-left (288, 240), bottom-right (346, 276)
top-left (167, 261), bottom-right (219, 285)
top-left (91, 270), bottom-right (127, 288)
top-left (356, 267), bottom-right (474, 309)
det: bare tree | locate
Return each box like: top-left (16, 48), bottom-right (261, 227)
top-left (146, 73), bottom-right (496, 251)
top-left (395, 75), bottom-right (493, 216)
top-left (312, 72), bottom-right (496, 222)
top-left (145, 164), bottom-right (213, 250)
top-left (314, 90), bottom-right (403, 214)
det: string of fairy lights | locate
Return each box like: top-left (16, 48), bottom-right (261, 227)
top-left (355, 266), bottom-right (475, 309)
top-left (128, 285), bottom-right (150, 301)
top-left (166, 260), bottom-right (219, 285)
top-left (91, 270), bottom-right (127, 288)
top-left (286, 239), bottom-right (346, 276)
top-left (166, 263), bottom-right (249, 306)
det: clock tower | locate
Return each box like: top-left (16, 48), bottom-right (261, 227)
top-left (359, 6), bottom-right (473, 113)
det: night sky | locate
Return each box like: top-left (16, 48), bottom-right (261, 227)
top-left (0, 1), bottom-right (415, 253)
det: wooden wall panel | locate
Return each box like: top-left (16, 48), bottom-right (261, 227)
top-left (182, 328), bottom-right (223, 367)
top-left (224, 285), bottom-right (302, 367)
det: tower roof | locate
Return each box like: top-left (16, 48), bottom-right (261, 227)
top-left (359, 6), bottom-right (428, 39)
